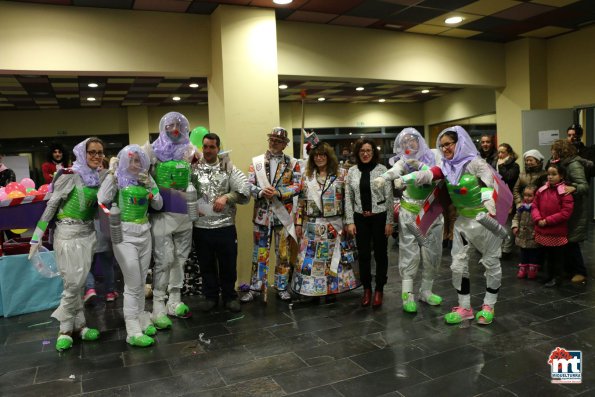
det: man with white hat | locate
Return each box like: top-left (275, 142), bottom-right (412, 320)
top-left (242, 127), bottom-right (301, 303)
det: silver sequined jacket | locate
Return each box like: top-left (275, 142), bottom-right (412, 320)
top-left (345, 164), bottom-right (393, 225)
top-left (190, 160), bottom-right (250, 229)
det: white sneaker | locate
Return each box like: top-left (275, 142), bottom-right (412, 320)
top-left (240, 290), bottom-right (260, 303)
top-left (278, 290), bottom-right (292, 301)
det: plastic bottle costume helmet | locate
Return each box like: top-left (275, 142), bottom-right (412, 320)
top-left (115, 145), bottom-right (154, 224)
top-left (152, 112), bottom-right (192, 190)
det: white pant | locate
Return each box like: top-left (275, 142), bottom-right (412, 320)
top-left (451, 216), bottom-right (502, 304)
top-left (113, 223), bottom-right (152, 321)
top-left (151, 212), bottom-right (192, 307)
top-left (398, 209), bottom-right (443, 293)
top-left (51, 222), bottom-right (96, 331)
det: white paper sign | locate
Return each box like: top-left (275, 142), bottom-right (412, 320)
top-left (538, 130), bottom-right (559, 146)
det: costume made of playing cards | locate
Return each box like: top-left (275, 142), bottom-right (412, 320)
top-left (246, 145), bottom-right (302, 297)
top-left (291, 168), bottom-right (360, 296)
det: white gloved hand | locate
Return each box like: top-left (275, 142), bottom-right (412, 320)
top-left (28, 241), bottom-right (40, 260)
top-left (393, 177), bottom-right (405, 190)
top-left (373, 177), bottom-right (386, 190)
top-left (405, 159), bottom-right (421, 170)
top-left (109, 157), bottom-right (119, 174)
top-left (138, 172), bottom-right (149, 186)
top-left (483, 198), bottom-right (496, 216)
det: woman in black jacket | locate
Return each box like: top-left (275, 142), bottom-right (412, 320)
top-left (497, 143), bottom-right (520, 256)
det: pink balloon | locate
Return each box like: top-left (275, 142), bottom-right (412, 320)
top-left (20, 178), bottom-right (35, 189)
top-left (38, 184), bottom-right (50, 194)
top-left (5, 182), bottom-right (26, 194)
top-left (0, 191), bottom-right (7, 201)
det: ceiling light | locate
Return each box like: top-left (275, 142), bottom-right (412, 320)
top-left (173, 96), bottom-right (181, 101)
top-left (88, 83), bottom-right (98, 88)
top-left (356, 87), bottom-right (364, 91)
top-left (279, 84), bottom-right (288, 89)
top-left (189, 83), bottom-right (199, 88)
top-left (378, 98), bottom-right (386, 103)
top-left (349, 132), bottom-right (353, 135)
top-left (87, 97), bottom-right (96, 102)
top-left (445, 16), bottom-right (464, 25)
top-left (385, 24), bottom-right (402, 29)
top-left (318, 97), bottom-right (326, 102)
top-left (273, 0), bottom-right (293, 4)
top-left (421, 89), bottom-right (430, 94)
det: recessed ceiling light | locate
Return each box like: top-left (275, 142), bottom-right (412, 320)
top-left (349, 132), bottom-right (353, 135)
top-left (421, 89), bottom-right (430, 94)
top-left (318, 97), bottom-right (326, 102)
top-left (445, 16), bottom-right (464, 24)
top-left (279, 84), bottom-right (288, 89)
top-left (173, 96), bottom-right (181, 101)
top-left (378, 98), bottom-right (386, 103)
top-left (273, 0), bottom-right (293, 4)
top-left (189, 83), bottom-right (199, 88)
top-left (88, 83), bottom-right (98, 88)
top-left (87, 97), bottom-right (96, 102)
top-left (356, 87), bottom-right (364, 91)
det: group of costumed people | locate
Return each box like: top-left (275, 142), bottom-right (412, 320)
top-left (28, 112), bottom-right (198, 351)
top-left (376, 125), bottom-right (510, 325)
top-left (27, 117), bottom-right (513, 352)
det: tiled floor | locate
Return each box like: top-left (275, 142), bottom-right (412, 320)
top-left (1, 232), bottom-right (594, 397)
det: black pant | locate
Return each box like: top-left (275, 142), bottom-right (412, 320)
top-left (354, 212), bottom-right (388, 291)
top-left (194, 225), bottom-right (238, 302)
top-left (520, 247), bottom-right (542, 265)
top-left (543, 245), bottom-right (566, 281)
top-left (565, 242), bottom-right (587, 276)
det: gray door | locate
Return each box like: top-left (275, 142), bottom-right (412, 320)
top-left (521, 108), bottom-right (573, 160)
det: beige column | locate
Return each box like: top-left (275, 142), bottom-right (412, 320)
top-left (127, 106), bottom-right (150, 145)
top-left (208, 5), bottom-right (282, 284)
top-left (496, 38), bottom-right (547, 154)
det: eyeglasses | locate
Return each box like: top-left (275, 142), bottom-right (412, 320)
top-left (87, 150), bottom-right (105, 157)
top-left (438, 142), bottom-right (455, 151)
top-left (269, 138), bottom-right (286, 145)
top-left (359, 149), bottom-right (373, 154)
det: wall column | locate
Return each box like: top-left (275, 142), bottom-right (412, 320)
top-left (496, 38), bottom-right (547, 154)
top-left (127, 106), bottom-right (150, 145)
top-left (208, 5), bottom-right (281, 284)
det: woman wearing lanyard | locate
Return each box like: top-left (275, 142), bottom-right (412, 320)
top-left (345, 139), bottom-right (393, 308)
top-left (292, 142), bottom-right (360, 301)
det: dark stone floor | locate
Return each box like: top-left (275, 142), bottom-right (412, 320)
top-left (1, 231), bottom-right (594, 397)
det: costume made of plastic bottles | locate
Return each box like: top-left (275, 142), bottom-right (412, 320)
top-left (29, 138), bottom-right (105, 351)
top-left (144, 112), bottom-right (195, 327)
top-left (437, 127), bottom-right (502, 324)
top-left (98, 144), bottom-right (162, 347)
top-left (379, 128), bottom-right (444, 313)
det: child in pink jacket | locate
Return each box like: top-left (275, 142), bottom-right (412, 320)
top-left (531, 163), bottom-right (574, 287)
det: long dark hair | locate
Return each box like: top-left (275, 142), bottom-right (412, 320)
top-left (353, 138), bottom-right (380, 166)
top-left (306, 142), bottom-right (338, 178)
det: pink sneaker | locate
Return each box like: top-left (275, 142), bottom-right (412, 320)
top-left (83, 289), bottom-right (97, 304)
top-left (527, 265), bottom-right (540, 280)
top-left (444, 306), bottom-right (474, 324)
top-left (516, 264), bottom-right (528, 279)
top-left (105, 291), bottom-right (119, 302)
top-left (476, 304), bottom-right (495, 325)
